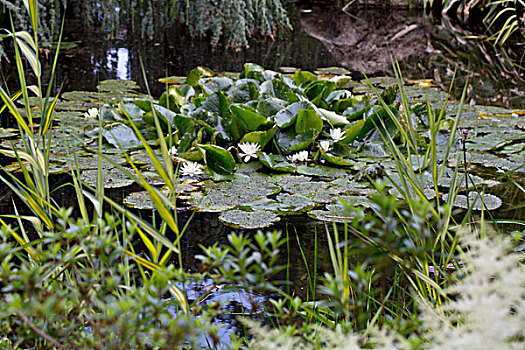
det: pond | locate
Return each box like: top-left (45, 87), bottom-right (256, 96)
top-left (0, 1), bottom-right (524, 347)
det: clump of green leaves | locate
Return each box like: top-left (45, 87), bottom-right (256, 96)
top-left (0, 209), bottom-right (213, 349)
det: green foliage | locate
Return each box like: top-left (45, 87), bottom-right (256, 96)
top-left (0, 210), bottom-right (213, 349)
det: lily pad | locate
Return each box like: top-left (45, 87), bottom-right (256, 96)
top-left (81, 167), bottom-right (135, 188)
top-left (190, 177), bottom-right (279, 212)
top-left (98, 79), bottom-right (139, 92)
top-left (219, 209), bottom-right (280, 229)
top-left (245, 193), bottom-right (316, 215)
top-left (102, 123), bottom-right (142, 150)
top-left (443, 192), bottom-right (502, 211)
top-left (296, 165), bottom-right (350, 178)
top-left (0, 128), bottom-right (19, 138)
top-left (259, 152), bottom-right (295, 172)
top-left (123, 190), bottom-right (174, 210)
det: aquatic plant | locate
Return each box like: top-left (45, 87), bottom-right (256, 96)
top-left (238, 141), bottom-right (261, 162)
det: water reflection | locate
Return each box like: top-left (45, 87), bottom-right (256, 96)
top-left (2, 4), bottom-right (522, 107)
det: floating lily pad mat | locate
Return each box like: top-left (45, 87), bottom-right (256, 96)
top-left (2, 68), bottom-right (523, 229)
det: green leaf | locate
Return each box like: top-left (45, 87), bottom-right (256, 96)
top-left (260, 79), bottom-right (293, 100)
top-left (341, 119), bottom-right (365, 143)
top-left (186, 66), bottom-right (214, 86)
top-left (295, 108), bottom-right (323, 134)
top-left (304, 80), bottom-right (335, 106)
top-left (231, 79), bottom-right (259, 103)
top-left (291, 70), bottom-right (318, 86)
top-left (259, 152), bottom-right (295, 172)
top-left (256, 98), bottom-right (287, 117)
top-left (199, 76), bottom-right (234, 94)
top-left (102, 123), bottom-right (142, 150)
top-left (200, 144), bottom-right (236, 175)
top-left (274, 101), bottom-right (311, 128)
top-left (343, 96), bottom-right (372, 121)
top-left (230, 104), bottom-right (270, 140)
top-left (240, 125), bottom-right (278, 147)
top-left (277, 128), bottom-right (318, 152)
top-left (320, 148), bottom-right (355, 167)
top-left (190, 91), bottom-right (232, 140)
top-left (318, 108), bottom-right (350, 127)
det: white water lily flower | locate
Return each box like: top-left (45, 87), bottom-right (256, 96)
top-left (180, 161), bottom-right (204, 177)
top-left (168, 146), bottom-right (177, 156)
top-left (84, 108), bottom-right (99, 119)
top-left (319, 140), bottom-right (331, 152)
top-left (330, 128), bottom-right (344, 142)
top-left (296, 150), bottom-right (308, 162)
top-left (238, 142), bottom-right (260, 162)
top-left (287, 150), bottom-right (309, 163)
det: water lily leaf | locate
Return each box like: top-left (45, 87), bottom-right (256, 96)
top-left (341, 119), bottom-right (365, 143)
top-left (271, 174), bottom-right (312, 190)
top-left (199, 144), bottom-right (236, 175)
top-left (304, 80), bottom-right (336, 107)
top-left (102, 123), bottom-right (141, 150)
top-left (291, 70), bottom-right (318, 86)
top-left (81, 167), bottom-right (135, 188)
top-left (240, 125), bottom-right (278, 147)
top-left (236, 162), bottom-right (263, 174)
top-left (97, 79), bottom-right (139, 93)
top-left (343, 97), bottom-right (372, 121)
top-left (358, 105), bottom-right (398, 139)
top-left (219, 209), bottom-right (280, 229)
top-left (242, 63), bottom-right (264, 75)
top-left (308, 200), bottom-right (365, 223)
top-left (443, 192), bottom-right (502, 211)
top-left (246, 193), bottom-right (315, 215)
top-left (186, 66), bottom-right (215, 86)
top-left (131, 98), bottom-right (155, 112)
top-left (120, 103), bottom-right (146, 119)
top-left (189, 176), bottom-right (279, 212)
top-left (295, 108), bottom-right (323, 134)
top-left (277, 128), bottom-right (318, 152)
top-left (320, 148), bottom-right (355, 167)
top-left (256, 98), bottom-right (287, 117)
top-left (190, 91), bottom-right (231, 140)
top-left (230, 79), bottom-right (259, 103)
top-left (260, 78), bottom-right (293, 100)
top-left (230, 104), bottom-right (270, 140)
top-left (259, 152), bottom-right (295, 172)
top-left (318, 108), bottom-right (349, 127)
top-left (274, 101), bottom-right (311, 128)
top-left (296, 165), bottom-right (349, 178)
top-left (199, 76), bottom-right (234, 95)
top-left (329, 177), bottom-right (367, 194)
top-left (124, 190), bottom-right (173, 210)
